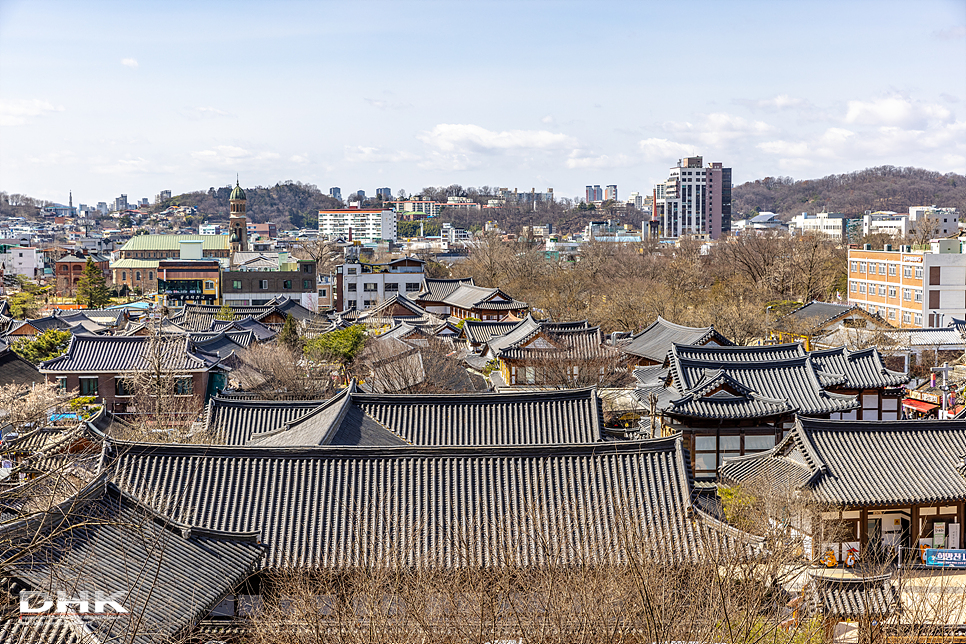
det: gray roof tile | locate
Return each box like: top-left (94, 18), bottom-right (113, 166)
top-left (621, 316), bottom-right (733, 363)
top-left (39, 334), bottom-right (213, 373)
top-left (809, 346), bottom-right (908, 389)
top-left (204, 395), bottom-right (329, 445)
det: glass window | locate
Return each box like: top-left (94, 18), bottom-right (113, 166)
top-left (115, 378), bottom-right (133, 397)
top-left (57, 377), bottom-right (67, 391)
top-left (205, 280), bottom-right (215, 290)
top-left (79, 377), bottom-right (98, 396)
top-left (745, 435), bottom-right (775, 451)
top-left (859, 262), bottom-right (866, 273)
top-left (283, 280), bottom-right (292, 289)
top-left (319, 289), bottom-right (327, 298)
top-left (889, 264), bottom-right (897, 275)
top-left (303, 280), bottom-right (311, 289)
top-left (347, 267), bottom-right (357, 275)
top-left (695, 436), bottom-right (716, 451)
top-left (174, 377), bottom-right (193, 395)
top-left (363, 283), bottom-right (377, 292)
top-left (879, 263), bottom-right (886, 274)
top-left (259, 280), bottom-right (268, 290)
top-left (136, 271), bottom-right (141, 281)
top-left (405, 283), bottom-right (420, 292)
top-left (889, 309), bottom-right (896, 320)
top-left (347, 283), bottom-right (357, 292)
top-left (719, 436), bottom-right (741, 452)
top-left (233, 280), bottom-right (242, 290)
top-left (850, 281), bottom-right (856, 292)
top-left (916, 267), bottom-right (923, 279)
top-left (347, 300), bottom-right (356, 309)
top-left (122, 271), bottom-right (127, 280)
top-left (385, 283), bottom-right (398, 292)
top-left (694, 453), bottom-right (718, 472)
top-left (149, 272), bottom-right (154, 281)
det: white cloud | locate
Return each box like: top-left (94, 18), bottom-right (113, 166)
top-left (565, 149), bottom-right (636, 170)
top-left (121, 58), bottom-right (138, 68)
top-left (343, 146), bottom-right (416, 164)
top-left (290, 154), bottom-right (310, 164)
top-left (541, 115), bottom-right (554, 124)
top-left (638, 138), bottom-right (694, 161)
top-left (661, 113), bottom-right (775, 146)
top-left (364, 98), bottom-right (412, 110)
top-left (0, 99), bottom-right (64, 127)
top-left (756, 94), bottom-right (805, 110)
top-left (91, 156), bottom-right (152, 174)
top-left (419, 124), bottom-right (576, 154)
top-left (182, 106), bottom-right (231, 120)
top-left (190, 145), bottom-right (279, 164)
top-left (845, 95), bottom-right (952, 129)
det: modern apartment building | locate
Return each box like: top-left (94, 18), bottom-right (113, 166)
top-left (847, 240), bottom-right (966, 328)
top-left (318, 208), bottom-right (397, 243)
top-left (334, 257), bottom-right (425, 311)
top-left (652, 156), bottom-right (732, 240)
top-left (788, 212), bottom-right (852, 240)
top-left (604, 185), bottom-right (618, 201)
top-left (387, 200), bottom-right (442, 218)
top-left (585, 185), bottom-right (602, 203)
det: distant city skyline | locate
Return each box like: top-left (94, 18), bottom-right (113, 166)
top-left (1, 0), bottom-right (963, 206)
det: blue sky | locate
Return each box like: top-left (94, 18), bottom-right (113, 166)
top-left (1, 0), bottom-right (964, 207)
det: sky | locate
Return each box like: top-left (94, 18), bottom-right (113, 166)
top-left (1, 0), bottom-right (964, 207)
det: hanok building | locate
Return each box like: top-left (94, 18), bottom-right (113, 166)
top-left (415, 277), bottom-right (528, 321)
top-left (770, 300), bottom-right (894, 351)
top-left (619, 316), bottom-right (733, 367)
top-left (168, 297), bottom-right (316, 332)
top-left (639, 343), bottom-right (906, 481)
top-left (720, 417), bottom-right (966, 565)
top-left (479, 315), bottom-right (615, 387)
top-left (38, 334), bottom-right (226, 417)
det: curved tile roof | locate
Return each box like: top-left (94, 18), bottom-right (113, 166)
top-left (622, 316), bottom-right (733, 363)
top-left (108, 437), bottom-right (761, 570)
top-left (809, 346), bottom-right (908, 389)
top-left (204, 395), bottom-right (329, 445)
top-left (39, 334), bottom-right (212, 373)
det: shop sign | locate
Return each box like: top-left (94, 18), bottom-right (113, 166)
top-left (923, 548), bottom-right (966, 567)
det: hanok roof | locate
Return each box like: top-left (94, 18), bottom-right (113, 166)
top-left (357, 293), bottom-right (439, 325)
top-left (462, 320), bottom-right (523, 345)
top-left (120, 233), bottom-right (230, 252)
top-left (0, 475), bottom-right (263, 644)
top-left (0, 346), bottom-right (41, 387)
top-left (188, 330), bottom-right (255, 359)
top-left (442, 283), bottom-right (528, 311)
top-left (808, 346), bottom-right (908, 389)
top-left (170, 296), bottom-right (315, 331)
top-left (622, 316), bottom-right (734, 363)
top-left (39, 334), bottom-right (215, 373)
top-left (666, 345), bottom-right (857, 417)
top-left (109, 437), bottom-right (760, 570)
top-left (416, 277), bottom-right (475, 302)
top-left (204, 395), bottom-right (330, 445)
top-left (211, 316), bottom-right (278, 341)
top-left (719, 417), bottom-right (966, 507)
top-left (664, 371), bottom-right (795, 420)
top-left (805, 573), bottom-right (897, 621)
top-left (775, 300), bottom-right (891, 334)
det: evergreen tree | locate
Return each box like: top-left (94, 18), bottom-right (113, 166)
top-left (215, 303), bottom-right (236, 321)
top-left (75, 257), bottom-right (112, 309)
top-left (278, 313), bottom-right (300, 349)
top-left (12, 329), bottom-right (72, 364)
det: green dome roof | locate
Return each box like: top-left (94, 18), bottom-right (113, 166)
top-left (229, 180), bottom-right (246, 201)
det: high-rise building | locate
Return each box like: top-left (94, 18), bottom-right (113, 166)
top-left (318, 208), bottom-right (396, 243)
top-left (329, 187), bottom-right (342, 201)
top-left (604, 185), bottom-right (617, 201)
top-left (113, 194), bottom-right (128, 212)
top-left (652, 157), bottom-right (732, 240)
top-left (376, 187), bottom-right (392, 199)
top-left (585, 185), bottom-right (602, 203)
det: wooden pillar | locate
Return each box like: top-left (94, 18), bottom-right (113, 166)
top-left (911, 504), bottom-right (920, 561)
top-left (860, 507), bottom-right (869, 554)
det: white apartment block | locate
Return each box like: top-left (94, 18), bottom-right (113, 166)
top-left (862, 212), bottom-right (911, 238)
top-left (1, 245), bottom-right (40, 279)
top-left (441, 223), bottom-right (472, 243)
top-left (909, 206), bottom-right (960, 238)
top-left (848, 240), bottom-right (966, 329)
top-left (318, 209), bottom-right (397, 243)
top-left (335, 257), bottom-right (425, 311)
top-left (388, 200), bottom-right (442, 217)
top-left (789, 212), bottom-right (850, 240)
top-left (652, 156), bottom-right (732, 240)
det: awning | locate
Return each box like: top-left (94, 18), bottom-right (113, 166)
top-left (902, 398), bottom-right (938, 413)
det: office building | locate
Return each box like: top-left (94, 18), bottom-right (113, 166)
top-left (329, 187), bottom-right (342, 201)
top-left (652, 157), bottom-right (732, 240)
top-left (335, 257), bottom-right (425, 311)
top-left (376, 187), bottom-right (392, 200)
top-left (318, 209), bottom-right (397, 243)
top-left (114, 195), bottom-right (128, 212)
top-left (604, 185), bottom-right (618, 201)
top-left (848, 240), bottom-right (966, 328)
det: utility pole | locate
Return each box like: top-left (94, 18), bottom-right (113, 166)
top-left (932, 362), bottom-right (954, 419)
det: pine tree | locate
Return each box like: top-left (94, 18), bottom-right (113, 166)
top-left (75, 257), bottom-right (112, 309)
top-left (278, 314), bottom-right (300, 349)
top-left (215, 303), bottom-right (236, 321)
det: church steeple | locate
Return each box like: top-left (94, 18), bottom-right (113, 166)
top-left (228, 176), bottom-right (248, 252)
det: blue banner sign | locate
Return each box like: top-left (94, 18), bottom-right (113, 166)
top-left (924, 548), bottom-right (966, 568)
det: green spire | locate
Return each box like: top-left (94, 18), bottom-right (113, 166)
top-left (229, 177), bottom-right (246, 201)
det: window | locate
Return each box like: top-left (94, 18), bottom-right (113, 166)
top-left (115, 378), bottom-right (133, 397)
top-left (888, 286), bottom-right (897, 298)
top-left (888, 309), bottom-right (896, 320)
top-left (889, 264), bottom-right (897, 276)
top-left (915, 313), bottom-right (923, 325)
top-left (347, 267), bottom-right (357, 275)
top-left (364, 299), bottom-right (376, 308)
top-left (319, 289), bottom-right (327, 298)
top-left (347, 283), bottom-right (357, 292)
top-left (850, 261), bottom-right (858, 272)
top-left (302, 264), bottom-right (314, 273)
top-left (929, 290), bottom-right (940, 309)
top-left (56, 377), bottom-right (67, 391)
top-left (914, 290), bottom-right (923, 303)
top-left (525, 366), bottom-right (535, 384)
top-left (259, 280), bottom-right (268, 290)
top-left (149, 272), bottom-right (154, 281)
top-left (903, 289), bottom-right (911, 301)
top-left (233, 280), bottom-right (242, 290)
top-left (204, 280), bottom-right (215, 290)
top-left (347, 300), bottom-right (356, 309)
top-left (878, 285), bottom-right (886, 296)
top-left (122, 271), bottom-right (127, 280)
top-left (283, 280), bottom-right (292, 290)
top-left (174, 377), bottom-right (193, 395)
top-left (405, 283), bottom-right (420, 292)
top-left (79, 377), bottom-right (98, 396)
top-left (859, 283), bottom-right (866, 294)
top-left (915, 267), bottom-right (923, 279)
top-left (859, 262), bottom-right (866, 273)
top-left (930, 266), bottom-right (941, 285)
top-left (903, 311), bottom-right (911, 323)
top-left (904, 266), bottom-right (912, 278)
top-left (694, 435), bottom-right (717, 475)
top-left (136, 271), bottom-right (141, 281)
top-left (850, 281), bottom-right (857, 292)
top-left (303, 279), bottom-right (311, 289)
top-left (385, 283), bottom-right (398, 292)
top-left (363, 283), bottom-right (377, 292)
top-left (879, 263), bottom-right (886, 274)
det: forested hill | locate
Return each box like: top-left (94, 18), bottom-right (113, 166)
top-left (732, 166), bottom-right (966, 219)
top-left (162, 181), bottom-right (341, 229)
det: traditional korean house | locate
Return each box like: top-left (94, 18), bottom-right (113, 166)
top-left (620, 316), bottom-right (734, 367)
top-left (0, 344), bottom-right (40, 387)
top-left (720, 417), bottom-right (966, 564)
top-left (38, 334), bottom-right (226, 417)
top-left (644, 343), bottom-right (861, 480)
top-left (414, 277), bottom-right (528, 321)
top-left (169, 296), bottom-right (315, 331)
top-left (0, 473), bottom-right (263, 644)
top-left (460, 319), bottom-right (523, 350)
top-left (770, 300), bottom-right (893, 351)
